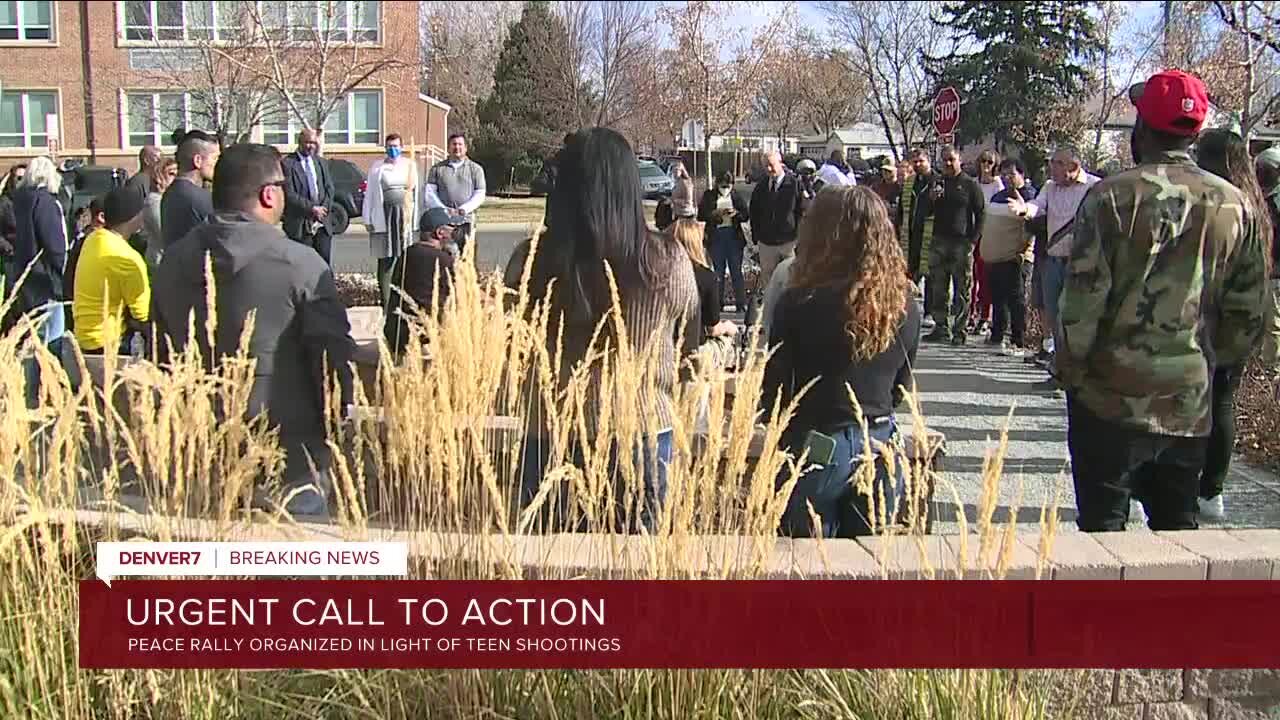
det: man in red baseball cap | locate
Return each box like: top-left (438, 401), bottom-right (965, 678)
top-left (1055, 69), bottom-right (1269, 533)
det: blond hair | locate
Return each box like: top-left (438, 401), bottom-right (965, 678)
top-left (670, 217), bottom-right (709, 269)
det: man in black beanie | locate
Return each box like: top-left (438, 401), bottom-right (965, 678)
top-left (72, 184), bottom-right (150, 354)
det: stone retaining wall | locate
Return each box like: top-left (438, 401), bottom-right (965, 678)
top-left (1071, 669), bottom-right (1280, 719)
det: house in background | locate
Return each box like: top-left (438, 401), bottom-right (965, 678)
top-left (798, 123), bottom-right (895, 162)
top-left (678, 118), bottom-right (799, 155)
top-left (0, 1), bottom-right (449, 173)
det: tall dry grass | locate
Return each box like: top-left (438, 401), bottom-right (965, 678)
top-left (0, 240), bottom-right (1070, 719)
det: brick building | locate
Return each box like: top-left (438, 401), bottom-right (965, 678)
top-left (0, 1), bottom-right (449, 174)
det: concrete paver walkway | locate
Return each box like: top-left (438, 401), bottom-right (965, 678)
top-left (910, 339), bottom-right (1280, 532)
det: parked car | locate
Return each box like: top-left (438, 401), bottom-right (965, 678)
top-left (59, 162), bottom-right (128, 227)
top-left (326, 158), bottom-right (365, 236)
top-left (637, 160), bottom-right (674, 199)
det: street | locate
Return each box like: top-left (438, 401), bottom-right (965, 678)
top-left (331, 223), bottom-right (536, 276)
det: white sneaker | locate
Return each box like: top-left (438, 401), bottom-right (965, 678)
top-left (1199, 495), bottom-right (1225, 522)
top-left (1130, 499), bottom-right (1148, 526)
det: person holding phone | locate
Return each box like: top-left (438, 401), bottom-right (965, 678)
top-left (699, 171), bottom-right (750, 312)
top-left (763, 185), bottom-right (921, 538)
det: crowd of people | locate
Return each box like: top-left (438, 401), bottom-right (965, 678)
top-left (0, 69), bottom-right (1276, 537)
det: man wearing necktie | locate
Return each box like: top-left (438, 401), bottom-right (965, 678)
top-left (748, 150), bottom-right (802, 297)
top-left (282, 128), bottom-right (336, 264)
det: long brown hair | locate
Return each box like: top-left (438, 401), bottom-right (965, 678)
top-left (789, 185), bottom-right (910, 360)
top-left (1198, 129), bottom-right (1274, 276)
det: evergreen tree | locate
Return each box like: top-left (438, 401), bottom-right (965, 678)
top-left (925, 1), bottom-right (1103, 153)
top-left (473, 1), bottom-right (576, 190)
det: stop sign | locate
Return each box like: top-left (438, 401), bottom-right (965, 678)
top-left (933, 87), bottom-right (961, 136)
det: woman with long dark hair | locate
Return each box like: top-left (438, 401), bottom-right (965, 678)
top-left (505, 127), bottom-right (700, 533)
top-left (1192, 128), bottom-right (1274, 522)
top-left (763, 185), bottom-right (921, 538)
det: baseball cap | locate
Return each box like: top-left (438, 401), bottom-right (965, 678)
top-left (419, 206), bottom-right (460, 233)
top-left (103, 184), bottom-right (145, 226)
top-left (1128, 70), bottom-right (1210, 136)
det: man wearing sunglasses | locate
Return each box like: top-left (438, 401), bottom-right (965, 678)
top-left (153, 143), bottom-right (357, 520)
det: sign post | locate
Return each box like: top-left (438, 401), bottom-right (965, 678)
top-left (933, 87), bottom-right (961, 142)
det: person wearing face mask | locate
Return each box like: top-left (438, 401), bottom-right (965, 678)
top-left (363, 133), bottom-right (420, 308)
top-left (698, 171), bottom-right (750, 313)
top-left (154, 143), bottom-right (356, 519)
top-left (281, 128), bottom-right (336, 264)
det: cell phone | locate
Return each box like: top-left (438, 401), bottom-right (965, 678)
top-left (802, 430), bottom-right (837, 466)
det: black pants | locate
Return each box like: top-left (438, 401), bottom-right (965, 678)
top-left (297, 230), bottom-right (332, 265)
top-left (1067, 393), bottom-right (1205, 531)
top-left (987, 258), bottom-right (1029, 345)
top-left (1201, 366), bottom-right (1243, 500)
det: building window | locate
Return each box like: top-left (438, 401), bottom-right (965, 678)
top-left (261, 0), bottom-right (379, 43)
top-left (124, 91), bottom-right (190, 147)
top-left (0, 90), bottom-right (57, 148)
top-left (122, 0), bottom-right (242, 42)
top-left (0, 1), bottom-right (53, 41)
top-left (262, 90), bottom-right (381, 146)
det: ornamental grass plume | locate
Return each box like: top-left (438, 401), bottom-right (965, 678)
top-left (0, 242), bottom-right (1065, 717)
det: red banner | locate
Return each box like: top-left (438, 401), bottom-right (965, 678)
top-left (79, 580), bottom-right (1280, 669)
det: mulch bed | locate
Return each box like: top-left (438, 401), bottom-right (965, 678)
top-left (1233, 359), bottom-right (1280, 472)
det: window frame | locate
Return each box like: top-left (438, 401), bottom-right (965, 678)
top-left (119, 0), bottom-right (243, 44)
top-left (0, 0), bottom-right (56, 43)
top-left (119, 0), bottom-right (379, 46)
top-left (0, 89), bottom-right (60, 150)
top-left (121, 90), bottom-right (193, 149)
top-left (261, 89), bottom-right (383, 147)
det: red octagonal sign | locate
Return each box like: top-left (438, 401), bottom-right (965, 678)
top-left (933, 87), bottom-right (961, 136)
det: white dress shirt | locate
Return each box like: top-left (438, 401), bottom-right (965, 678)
top-left (1021, 170), bottom-right (1100, 257)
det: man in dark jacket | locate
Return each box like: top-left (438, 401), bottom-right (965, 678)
top-left (153, 143), bottom-right (356, 518)
top-left (922, 145), bottom-right (986, 344)
top-left (125, 145), bottom-right (161, 198)
top-left (748, 150), bottom-right (802, 290)
top-left (385, 207), bottom-right (457, 355)
top-left (160, 130), bottom-right (219, 249)
top-left (281, 128), bottom-right (336, 264)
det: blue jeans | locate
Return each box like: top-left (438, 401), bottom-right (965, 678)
top-left (778, 419), bottom-right (903, 538)
top-left (23, 302), bottom-right (66, 408)
top-left (709, 226), bottom-right (746, 310)
top-left (520, 430), bottom-right (673, 533)
top-left (1040, 256), bottom-right (1068, 346)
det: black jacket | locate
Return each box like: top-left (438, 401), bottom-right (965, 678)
top-left (748, 173), bottom-right (802, 246)
top-left (927, 172), bottom-right (986, 244)
top-left (152, 212), bottom-right (356, 483)
top-left (7, 186), bottom-right (68, 314)
top-left (281, 152), bottom-right (335, 242)
top-left (697, 189), bottom-right (749, 246)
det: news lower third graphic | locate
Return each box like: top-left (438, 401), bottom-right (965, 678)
top-left (83, 543), bottom-right (1280, 670)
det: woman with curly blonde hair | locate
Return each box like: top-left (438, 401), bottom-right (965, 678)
top-left (763, 185), bottom-right (922, 538)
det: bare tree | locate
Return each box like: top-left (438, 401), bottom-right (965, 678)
top-left (420, 1), bottom-right (524, 134)
top-left (659, 1), bottom-right (796, 178)
top-left (803, 49), bottom-right (867, 139)
top-left (821, 0), bottom-right (946, 161)
top-left (1212, 0), bottom-right (1280, 136)
top-left (209, 1), bottom-right (413, 136)
top-left (754, 43), bottom-right (811, 146)
top-left (1085, 1), bottom-right (1161, 167)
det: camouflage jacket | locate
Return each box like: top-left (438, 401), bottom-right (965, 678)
top-left (1057, 149), bottom-right (1269, 437)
